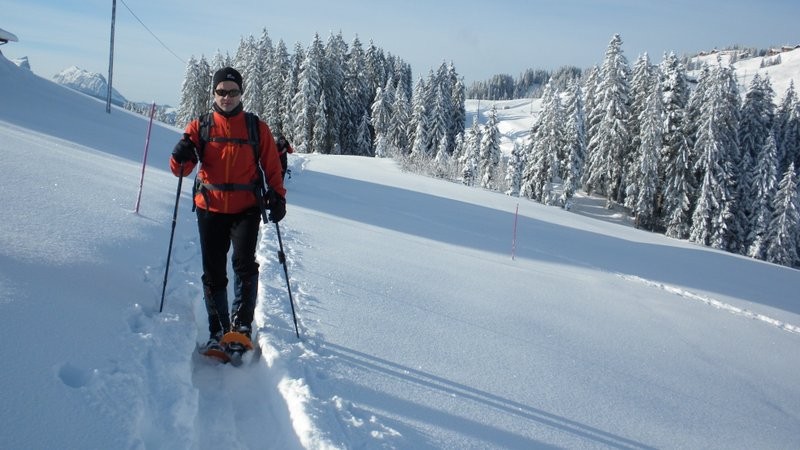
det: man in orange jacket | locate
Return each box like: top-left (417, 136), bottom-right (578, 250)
top-left (170, 67), bottom-right (286, 354)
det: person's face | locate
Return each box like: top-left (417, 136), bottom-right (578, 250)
top-left (214, 80), bottom-right (242, 112)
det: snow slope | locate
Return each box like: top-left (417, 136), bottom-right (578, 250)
top-left (693, 46), bottom-right (800, 104)
top-left (1, 54), bottom-right (799, 449)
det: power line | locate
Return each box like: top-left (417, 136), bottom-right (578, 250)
top-left (119, 0), bottom-right (186, 65)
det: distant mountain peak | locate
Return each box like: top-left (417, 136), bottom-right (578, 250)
top-left (53, 65), bottom-right (127, 106)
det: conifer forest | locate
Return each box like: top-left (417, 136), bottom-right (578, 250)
top-left (174, 30), bottom-right (800, 269)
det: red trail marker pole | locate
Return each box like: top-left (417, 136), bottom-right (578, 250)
top-left (511, 203), bottom-right (519, 260)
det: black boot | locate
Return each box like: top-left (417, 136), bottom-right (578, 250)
top-left (231, 273), bottom-right (258, 339)
top-left (203, 286), bottom-right (230, 338)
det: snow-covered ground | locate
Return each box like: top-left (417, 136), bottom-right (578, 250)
top-left (1, 53), bottom-right (799, 449)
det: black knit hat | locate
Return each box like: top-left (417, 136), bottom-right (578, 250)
top-left (212, 67), bottom-right (243, 91)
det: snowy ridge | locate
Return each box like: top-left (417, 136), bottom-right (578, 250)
top-left (0, 27), bottom-right (18, 43)
top-left (617, 274), bottom-right (800, 335)
top-left (253, 218), bottom-right (342, 450)
top-left (52, 65), bottom-right (127, 106)
top-left (692, 47), bottom-right (800, 103)
top-left (251, 194), bottom-right (403, 449)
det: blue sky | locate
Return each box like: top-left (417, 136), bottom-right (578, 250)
top-left (2, 0), bottom-right (798, 106)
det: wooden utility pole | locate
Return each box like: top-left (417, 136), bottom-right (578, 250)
top-left (106, 0), bottom-right (116, 113)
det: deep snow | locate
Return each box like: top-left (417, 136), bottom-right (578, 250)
top-left (1, 53), bottom-right (799, 449)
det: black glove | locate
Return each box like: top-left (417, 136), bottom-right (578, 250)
top-left (172, 134), bottom-right (197, 164)
top-left (266, 189), bottom-right (286, 223)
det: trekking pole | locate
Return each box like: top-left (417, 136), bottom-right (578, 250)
top-left (274, 221), bottom-right (300, 338)
top-left (159, 164), bottom-right (184, 313)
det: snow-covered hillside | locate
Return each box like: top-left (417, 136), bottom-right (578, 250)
top-left (1, 53), bottom-right (799, 449)
top-left (469, 47), bottom-right (800, 158)
top-left (692, 46), bottom-right (800, 103)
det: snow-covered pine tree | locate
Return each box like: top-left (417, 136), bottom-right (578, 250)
top-left (450, 131), bottom-right (466, 175)
top-left (448, 62), bottom-right (466, 155)
top-left (747, 134), bottom-right (779, 259)
top-left (364, 40), bottom-right (387, 106)
top-left (581, 66), bottom-right (601, 166)
top-left (176, 55), bottom-right (212, 128)
top-left (460, 117), bottom-right (482, 186)
top-left (253, 29), bottom-right (273, 118)
top-left (354, 112), bottom-right (372, 156)
top-left (410, 112), bottom-right (431, 162)
top-left (197, 56), bottom-right (212, 113)
top-left (560, 81), bottom-right (586, 207)
top-left (264, 39), bottom-right (290, 134)
top-left (738, 74), bottom-right (776, 249)
top-left (426, 65), bottom-right (452, 157)
top-left (433, 135), bottom-right (451, 178)
top-left (519, 112), bottom-right (542, 200)
top-left (210, 50), bottom-right (230, 73)
top-left (689, 62), bottom-right (741, 249)
top-left (685, 64), bottom-right (711, 178)
top-left (739, 74), bottom-right (775, 163)
top-left (234, 35), bottom-right (262, 118)
top-left (479, 105), bottom-right (501, 189)
top-left (281, 43), bottom-right (304, 142)
top-left (522, 83), bottom-right (565, 204)
top-left (387, 77), bottom-right (411, 155)
top-left (322, 32), bottom-right (348, 153)
top-left (663, 131), bottom-right (693, 239)
top-left (773, 81), bottom-right (797, 173)
top-left (291, 37), bottom-right (323, 153)
top-left (764, 163), bottom-right (799, 267)
top-left (583, 34), bottom-right (631, 206)
top-left (342, 36), bottom-right (370, 154)
top-left (312, 91), bottom-right (329, 154)
top-left (777, 89), bottom-right (800, 174)
top-left (408, 78), bottom-right (428, 158)
top-left (658, 52), bottom-right (691, 229)
top-left (174, 56), bottom-right (199, 128)
top-left (625, 52), bottom-right (657, 204)
top-left (716, 62), bottom-right (745, 252)
top-left (371, 85), bottom-right (392, 158)
top-left (505, 141), bottom-right (524, 197)
top-left (631, 85), bottom-right (663, 230)
top-left (773, 81), bottom-right (795, 147)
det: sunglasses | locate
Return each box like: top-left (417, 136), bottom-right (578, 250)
top-left (214, 88), bottom-right (241, 97)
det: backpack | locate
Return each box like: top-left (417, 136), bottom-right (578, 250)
top-left (192, 111), bottom-right (270, 221)
top-left (196, 111), bottom-right (260, 163)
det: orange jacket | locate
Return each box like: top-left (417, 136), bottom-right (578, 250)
top-left (170, 111), bottom-right (286, 214)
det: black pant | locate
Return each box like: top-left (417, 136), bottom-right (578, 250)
top-left (280, 152), bottom-right (288, 179)
top-left (196, 208), bottom-right (261, 335)
top-left (196, 207), bottom-right (261, 289)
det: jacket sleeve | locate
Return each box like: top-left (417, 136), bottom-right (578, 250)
top-left (260, 122), bottom-right (287, 197)
top-left (169, 120), bottom-right (200, 177)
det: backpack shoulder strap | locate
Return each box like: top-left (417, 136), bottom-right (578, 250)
top-left (190, 112), bottom-right (213, 212)
top-left (244, 112), bottom-right (271, 223)
top-left (244, 112), bottom-right (261, 157)
top-left (197, 112), bottom-right (213, 163)
top-left (245, 112), bottom-right (266, 180)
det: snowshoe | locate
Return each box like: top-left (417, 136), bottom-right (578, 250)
top-left (199, 332), bottom-right (229, 364)
top-left (220, 330), bottom-right (254, 367)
